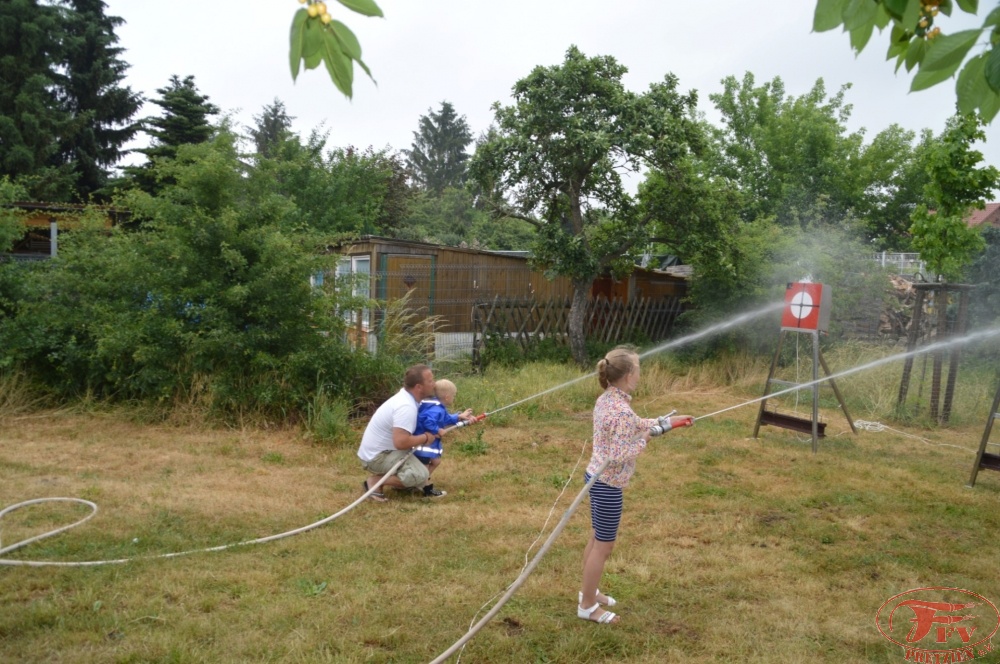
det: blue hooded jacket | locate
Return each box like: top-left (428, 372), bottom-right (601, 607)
top-left (413, 399), bottom-right (460, 462)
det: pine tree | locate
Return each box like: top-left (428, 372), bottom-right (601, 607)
top-left (0, 0), bottom-right (141, 201)
top-left (250, 98), bottom-right (294, 159)
top-left (140, 75), bottom-right (219, 161)
top-left (405, 101), bottom-right (473, 195)
top-left (54, 0), bottom-right (142, 200)
top-left (0, 0), bottom-right (76, 200)
top-left (128, 75), bottom-right (219, 193)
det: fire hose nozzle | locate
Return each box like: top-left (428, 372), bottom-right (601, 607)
top-left (456, 414), bottom-right (487, 429)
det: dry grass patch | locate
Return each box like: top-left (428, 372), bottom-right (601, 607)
top-left (2, 370), bottom-right (1000, 663)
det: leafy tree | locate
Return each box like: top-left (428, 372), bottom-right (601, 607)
top-left (852, 124), bottom-right (935, 250)
top-left (397, 187), bottom-right (477, 245)
top-left (0, 0), bottom-right (77, 200)
top-left (0, 178), bottom-right (27, 254)
top-left (0, 180), bottom-right (32, 328)
top-left (814, 0), bottom-right (1000, 122)
top-left (468, 214), bottom-right (536, 250)
top-left (910, 113), bottom-right (999, 279)
top-left (127, 75), bottom-right (219, 194)
top-left (709, 72), bottom-right (936, 248)
top-left (254, 131), bottom-right (412, 238)
top-left (53, 0), bottom-right (142, 200)
top-left (396, 186), bottom-right (535, 249)
top-left (250, 98), bottom-right (294, 159)
top-left (964, 225), bottom-right (1000, 328)
top-left (405, 101), bottom-right (474, 195)
top-left (709, 74), bottom-right (871, 228)
top-left (0, 130), bottom-right (400, 415)
top-left (322, 145), bottom-right (411, 236)
top-left (639, 156), bottom-right (748, 308)
top-left (288, 0), bottom-right (381, 99)
top-left (470, 46), bottom-right (702, 365)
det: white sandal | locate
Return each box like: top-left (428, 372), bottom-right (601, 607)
top-left (579, 589), bottom-right (617, 607)
top-left (577, 602), bottom-right (619, 624)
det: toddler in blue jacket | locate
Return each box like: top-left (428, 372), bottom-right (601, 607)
top-left (414, 380), bottom-right (474, 495)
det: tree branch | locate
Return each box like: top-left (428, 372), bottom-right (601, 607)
top-left (483, 197), bottom-right (542, 229)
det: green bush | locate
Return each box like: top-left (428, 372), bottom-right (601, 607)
top-left (0, 132), bottom-right (401, 421)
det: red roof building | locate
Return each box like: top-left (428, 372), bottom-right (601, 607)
top-left (967, 202), bottom-right (1000, 228)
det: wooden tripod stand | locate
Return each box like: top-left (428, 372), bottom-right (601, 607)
top-left (752, 330), bottom-right (857, 452)
top-left (968, 379), bottom-right (1000, 487)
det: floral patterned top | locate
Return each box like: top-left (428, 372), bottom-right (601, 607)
top-left (586, 386), bottom-right (658, 489)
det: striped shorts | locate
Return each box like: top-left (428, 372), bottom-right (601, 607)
top-left (585, 472), bottom-right (623, 542)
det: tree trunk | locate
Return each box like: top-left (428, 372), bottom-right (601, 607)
top-left (568, 280), bottom-right (590, 367)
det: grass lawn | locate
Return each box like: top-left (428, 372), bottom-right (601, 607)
top-left (3, 359), bottom-right (1000, 663)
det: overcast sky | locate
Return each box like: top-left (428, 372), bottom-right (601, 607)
top-left (103, 0), bottom-right (997, 188)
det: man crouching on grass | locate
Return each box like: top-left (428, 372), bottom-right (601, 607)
top-left (357, 364), bottom-right (447, 502)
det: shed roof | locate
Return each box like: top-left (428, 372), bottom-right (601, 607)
top-left (331, 235), bottom-right (690, 279)
top-left (329, 235), bottom-right (525, 258)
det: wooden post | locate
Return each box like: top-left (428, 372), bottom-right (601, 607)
top-left (811, 330), bottom-right (820, 453)
top-left (753, 331), bottom-right (786, 440)
top-left (942, 287), bottom-right (972, 423)
top-left (930, 289), bottom-right (948, 421)
top-left (49, 218), bottom-right (58, 257)
top-left (818, 349), bottom-right (858, 434)
top-left (968, 380), bottom-right (1000, 488)
top-left (897, 287), bottom-right (927, 410)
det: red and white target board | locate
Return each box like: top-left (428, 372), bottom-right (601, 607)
top-left (780, 282), bottom-right (831, 332)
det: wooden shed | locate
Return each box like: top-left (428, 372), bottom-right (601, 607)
top-left (331, 236), bottom-right (688, 336)
top-left (1, 202), bottom-right (127, 260)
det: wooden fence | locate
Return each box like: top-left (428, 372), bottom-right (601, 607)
top-left (471, 295), bottom-right (684, 369)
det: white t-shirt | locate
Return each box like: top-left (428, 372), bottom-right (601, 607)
top-left (357, 388), bottom-right (419, 462)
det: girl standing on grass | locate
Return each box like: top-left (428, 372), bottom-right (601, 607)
top-left (578, 346), bottom-right (694, 625)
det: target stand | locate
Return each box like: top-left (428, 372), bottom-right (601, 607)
top-left (967, 379), bottom-right (1000, 487)
top-left (752, 283), bottom-right (857, 452)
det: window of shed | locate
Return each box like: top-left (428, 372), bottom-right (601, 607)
top-left (336, 257), bottom-right (372, 344)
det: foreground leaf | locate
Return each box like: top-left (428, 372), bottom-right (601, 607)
top-left (882, 0), bottom-right (908, 20)
top-left (330, 20), bottom-right (361, 60)
top-left (289, 8), bottom-right (308, 80)
top-left (956, 53), bottom-right (988, 114)
top-left (986, 44), bottom-right (1000, 93)
top-left (302, 18), bottom-right (323, 59)
top-left (322, 30), bottom-right (353, 98)
top-left (336, 0), bottom-right (384, 18)
top-left (813, 0), bottom-right (848, 31)
top-left (911, 59), bottom-right (962, 91)
top-left (919, 29), bottom-right (981, 73)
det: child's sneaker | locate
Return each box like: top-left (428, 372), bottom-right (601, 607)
top-left (422, 484), bottom-right (447, 498)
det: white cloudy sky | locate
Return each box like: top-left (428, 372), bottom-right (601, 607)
top-left (103, 0), bottom-right (997, 180)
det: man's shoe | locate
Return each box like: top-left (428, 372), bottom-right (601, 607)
top-left (422, 484), bottom-right (446, 498)
top-left (363, 480), bottom-right (388, 503)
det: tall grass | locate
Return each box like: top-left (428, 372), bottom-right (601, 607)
top-left (376, 290), bottom-right (445, 363)
top-left (305, 389), bottom-right (353, 445)
top-left (0, 368), bottom-right (47, 421)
